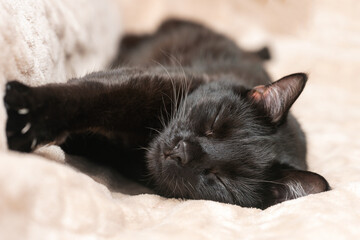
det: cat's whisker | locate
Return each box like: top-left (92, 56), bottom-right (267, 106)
top-left (146, 127), bottom-right (161, 135)
top-left (159, 167), bottom-right (171, 186)
top-left (159, 50), bottom-right (190, 122)
top-left (152, 58), bottom-right (181, 124)
top-left (183, 178), bottom-right (195, 199)
top-left (187, 180), bottom-right (196, 193)
top-left (171, 55), bottom-right (188, 117)
top-left (216, 175), bottom-right (238, 204)
top-left (182, 78), bottom-right (191, 119)
top-left (162, 50), bottom-right (187, 85)
top-left (180, 77), bottom-right (192, 121)
top-left (179, 178), bottom-right (184, 199)
top-left (171, 175), bottom-right (179, 197)
top-left (171, 81), bottom-right (179, 121)
top-left (138, 170), bottom-right (155, 183)
top-left (238, 176), bottom-right (288, 187)
top-left (137, 146), bottom-right (152, 152)
top-left (152, 65), bottom-right (173, 124)
top-left (160, 95), bottom-right (171, 123)
top-left (158, 110), bottom-right (166, 129)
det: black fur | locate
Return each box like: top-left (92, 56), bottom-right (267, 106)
top-left (4, 19), bottom-right (329, 209)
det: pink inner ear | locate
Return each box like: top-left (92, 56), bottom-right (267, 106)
top-left (251, 85), bottom-right (267, 101)
top-left (249, 83), bottom-right (285, 123)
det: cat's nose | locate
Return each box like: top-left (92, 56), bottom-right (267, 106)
top-left (165, 140), bottom-right (188, 165)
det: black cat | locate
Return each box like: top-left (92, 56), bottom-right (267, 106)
top-left (4, 19), bottom-right (329, 209)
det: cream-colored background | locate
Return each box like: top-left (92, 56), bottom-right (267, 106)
top-left (0, 0), bottom-right (359, 239)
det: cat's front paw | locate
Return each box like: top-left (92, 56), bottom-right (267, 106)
top-left (4, 81), bottom-right (43, 152)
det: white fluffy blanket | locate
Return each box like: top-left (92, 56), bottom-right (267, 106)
top-left (1, 0), bottom-right (360, 239)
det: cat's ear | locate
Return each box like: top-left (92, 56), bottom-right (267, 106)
top-left (248, 73), bottom-right (307, 124)
top-left (265, 169), bottom-right (330, 208)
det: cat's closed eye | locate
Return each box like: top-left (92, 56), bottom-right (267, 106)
top-left (204, 107), bottom-right (223, 137)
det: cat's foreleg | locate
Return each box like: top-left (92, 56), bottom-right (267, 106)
top-left (4, 81), bottom-right (151, 152)
top-left (4, 76), bottom-right (185, 152)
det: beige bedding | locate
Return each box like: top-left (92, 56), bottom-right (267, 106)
top-left (1, 0), bottom-right (359, 239)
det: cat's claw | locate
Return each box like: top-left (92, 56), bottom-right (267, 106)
top-left (18, 108), bottom-right (30, 115)
top-left (21, 123), bottom-right (31, 134)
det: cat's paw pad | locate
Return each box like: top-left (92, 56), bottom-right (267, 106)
top-left (4, 81), bottom-right (39, 152)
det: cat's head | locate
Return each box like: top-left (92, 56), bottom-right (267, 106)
top-left (147, 73), bottom-right (329, 208)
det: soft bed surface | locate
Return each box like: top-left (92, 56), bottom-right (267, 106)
top-left (1, 0), bottom-right (359, 239)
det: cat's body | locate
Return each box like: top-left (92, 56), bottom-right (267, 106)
top-left (4, 19), bottom-right (329, 208)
